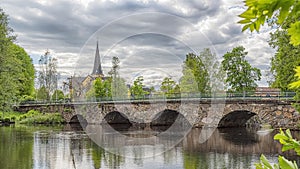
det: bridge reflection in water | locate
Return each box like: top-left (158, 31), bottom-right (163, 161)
top-left (82, 123), bottom-right (298, 155)
top-left (30, 124), bottom-right (300, 169)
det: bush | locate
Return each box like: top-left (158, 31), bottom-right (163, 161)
top-left (20, 95), bottom-right (35, 104)
top-left (18, 110), bottom-right (65, 124)
top-left (3, 118), bottom-right (10, 123)
top-left (255, 129), bottom-right (299, 169)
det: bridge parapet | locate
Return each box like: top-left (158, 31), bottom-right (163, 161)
top-left (15, 99), bottom-right (300, 129)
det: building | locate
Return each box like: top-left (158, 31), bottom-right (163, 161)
top-left (81, 41), bottom-right (104, 87)
top-left (70, 41), bottom-right (105, 97)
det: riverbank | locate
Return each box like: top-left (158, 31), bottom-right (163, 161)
top-left (0, 110), bottom-right (65, 125)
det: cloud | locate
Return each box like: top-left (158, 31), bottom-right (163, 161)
top-left (1, 0), bottom-right (274, 88)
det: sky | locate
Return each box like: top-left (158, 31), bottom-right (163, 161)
top-left (1, 0), bottom-right (275, 89)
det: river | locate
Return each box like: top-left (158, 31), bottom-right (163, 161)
top-left (0, 124), bottom-right (299, 169)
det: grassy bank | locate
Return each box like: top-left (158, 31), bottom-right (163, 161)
top-left (0, 110), bottom-right (65, 124)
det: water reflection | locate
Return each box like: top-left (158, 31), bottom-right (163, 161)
top-left (0, 126), bottom-right (33, 169)
top-left (1, 125), bottom-right (299, 169)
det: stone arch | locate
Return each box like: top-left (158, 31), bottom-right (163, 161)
top-left (150, 109), bottom-right (181, 126)
top-left (70, 114), bottom-right (87, 124)
top-left (218, 110), bottom-right (257, 128)
top-left (150, 109), bottom-right (189, 126)
top-left (103, 111), bottom-right (132, 125)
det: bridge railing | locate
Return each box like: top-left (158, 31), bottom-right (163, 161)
top-left (18, 91), bottom-right (297, 106)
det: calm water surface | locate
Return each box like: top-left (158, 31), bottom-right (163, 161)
top-left (0, 124), bottom-right (299, 169)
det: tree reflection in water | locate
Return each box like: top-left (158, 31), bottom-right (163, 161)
top-left (2, 125), bottom-right (300, 169)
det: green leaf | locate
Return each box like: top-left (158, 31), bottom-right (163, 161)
top-left (242, 24), bottom-right (251, 32)
top-left (288, 22), bottom-right (300, 46)
top-left (255, 21), bottom-right (261, 31)
top-left (250, 23), bottom-right (255, 31)
top-left (260, 154), bottom-right (273, 168)
top-left (262, 10), bottom-right (269, 15)
top-left (274, 133), bottom-right (289, 140)
top-left (273, 163), bottom-right (279, 169)
top-left (255, 163), bottom-right (263, 169)
top-left (277, 0), bottom-right (294, 22)
top-left (285, 129), bottom-right (293, 138)
top-left (282, 144), bottom-right (296, 152)
top-left (239, 9), bottom-right (257, 19)
top-left (278, 156), bottom-right (298, 169)
top-left (238, 19), bottom-right (252, 24)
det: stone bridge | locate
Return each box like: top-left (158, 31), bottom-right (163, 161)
top-left (16, 99), bottom-right (300, 129)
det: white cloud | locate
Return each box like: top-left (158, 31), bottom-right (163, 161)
top-left (1, 0), bottom-right (275, 88)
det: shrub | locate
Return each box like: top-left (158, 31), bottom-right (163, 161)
top-left (255, 129), bottom-right (299, 169)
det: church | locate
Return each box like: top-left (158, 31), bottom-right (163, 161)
top-left (80, 41), bottom-right (104, 87)
top-left (70, 41), bottom-right (105, 97)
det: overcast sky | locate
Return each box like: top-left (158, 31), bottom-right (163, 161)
top-left (1, 0), bottom-right (275, 88)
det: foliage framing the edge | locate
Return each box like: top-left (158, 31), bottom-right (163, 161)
top-left (238, 0), bottom-right (300, 46)
top-left (255, 129), bottom-right (300, 169)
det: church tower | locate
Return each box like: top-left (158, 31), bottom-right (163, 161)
top-left (92, 41), bottom-right (103, 76)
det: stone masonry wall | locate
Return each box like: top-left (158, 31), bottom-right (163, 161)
top-left (16, 100), bottom-right (300, 129)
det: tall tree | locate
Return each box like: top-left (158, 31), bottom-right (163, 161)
top-left (8, 43), bottom-right (35, 96)
top-left (36, 86), bottom-right (50, 101)
top-left (180, 68), bottom-right (199, 94)
top-left (94, 78), bottom-right (107, 100)
top-left (0, 9), bottom-right (16, 110)
top-left (109, 56), bottom-right (128, 100)
top-left (237, 0), bottom-right (300, 99)
top-left (269, 30), bottom-right (300, 91)
top-left (51, 89), bottom-right (64, 101)
top-left (200, 48), bottom-right (225, 93)
top-left (130, 76), bottom-right (148, 99)
top-left (38, 50), bottom-right (58, 96)
top-left (180, 53), bottom-right (209, 94)
top-left (221, 46), bottom-right (261, 94)
top-left (238, 1), bottom-right (300, 168)
top-left (0, 8), bottom-right (34, 110)
top-left (160, 77), bottom-right (178, 98)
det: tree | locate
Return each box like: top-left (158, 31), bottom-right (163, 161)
top-left (130, 76), bottom-right (148, 99)
top-left (111, 77), bottom-right (128, 100)
top-left (221, 46), bottom-right (261, 94)
top-left (0, 9), bottom-right (16, 110)
top-left (36, 86), bottom-right (50, 101)
top-left (94, 77), bottom-right (111, 100)
top-left (200, 48), bottom-right (225, 93)
top-left (238, 1), bottom-right (300, 168)
top-left (108, 56), bottom-right (120, 77)
top-left (109, 56), bottom-right (128, 100)
top-left (180, 68), bottom-right (199, 94)
top-left (51, 90), bottom-right (64, 101)
top-left (8, 43), bottom-right (35, 96)
top-left (94, 78), bottom-right (105, 99)
top-left (238, 0), bottom-right (300, 104)
top-left (238, 0), bottom-right (300, 91)
top-left (0, 8), bottom-right (34, 110)
top-left (38, 50), bottom-right (58, 97)
top-left (180, 53), bottom-right (209, 94)
top-left (160, 77), bottom-right (178, 98)
top-left (238, 0), bottom-right (300, 46)
top-left (269, 30), bottom-right (300, 91)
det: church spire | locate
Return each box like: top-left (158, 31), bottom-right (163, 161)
top-left (92, 41), bottom-right (103, 75)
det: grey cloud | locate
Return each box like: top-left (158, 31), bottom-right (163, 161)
top-left (1, 0), bottom-right (274, 86)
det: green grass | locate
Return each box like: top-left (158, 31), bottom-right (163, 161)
top-left (0, 110), bottom-right (65, 124)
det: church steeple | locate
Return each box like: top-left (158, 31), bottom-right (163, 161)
top-left (92, 41), bottom-right (103, 75)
